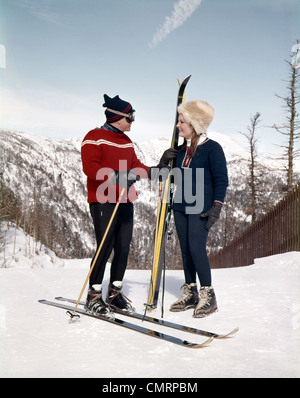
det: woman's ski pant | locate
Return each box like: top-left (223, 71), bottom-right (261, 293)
top-left (174, 210), bottom-right (212, 286)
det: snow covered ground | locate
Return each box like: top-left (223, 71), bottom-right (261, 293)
top-left (0, 226), bottom-right (299, 378)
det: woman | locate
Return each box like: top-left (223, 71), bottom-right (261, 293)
top-left (170, 99), bottom-right (228, 318)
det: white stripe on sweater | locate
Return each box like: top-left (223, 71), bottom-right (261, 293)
top-left (81, 139), bottom-right (133, 149)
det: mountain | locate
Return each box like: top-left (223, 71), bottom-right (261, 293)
top-left (0, 128), bottom-right (289, 268)
top-left (0, 129), bottom-right (91, 258)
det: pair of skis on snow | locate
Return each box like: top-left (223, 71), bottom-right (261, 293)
top-left (39, 76), bottom-right (239, 348)
top-left (146, 74), bottom-right (191, 311)
top-left (39, 297), bottom-right (239, 349)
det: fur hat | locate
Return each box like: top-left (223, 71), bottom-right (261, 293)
top-left (103, 94), bottom-right (134, 123)
top-left (177, 99), bottom-right (214, 135)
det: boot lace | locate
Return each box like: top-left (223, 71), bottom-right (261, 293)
top-left (173, 284), bottom-right (193, 305)
top-left (197, 288), bottom-right (212, 310)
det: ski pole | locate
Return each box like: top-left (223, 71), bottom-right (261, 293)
top-left (69, 187), bottom-right (126, 323)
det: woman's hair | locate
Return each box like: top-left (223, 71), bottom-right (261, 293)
top-left (181, 128), bottom-right (203, 158)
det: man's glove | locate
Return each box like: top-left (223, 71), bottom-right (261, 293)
top-left (200, 202), bottom-right (223, 230)
top-left (109, 170), bottom-right (139, 190)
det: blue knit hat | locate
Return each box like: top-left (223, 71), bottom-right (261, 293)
top-left (103, 94), bottom-right (135, 123)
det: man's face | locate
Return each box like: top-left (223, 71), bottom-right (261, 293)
top-left (117, 117), bottom-right (134, 132)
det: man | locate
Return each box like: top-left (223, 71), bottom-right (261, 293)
top-left (81, 94), bottom-right (175, 316)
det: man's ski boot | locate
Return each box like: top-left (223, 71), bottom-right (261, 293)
top-left (169, 283), bottom-right (199, 312)
top-left (85, 287), bottom-right (114, 318)
top-left (106, 282), bottom-right (136, 314)
top-left (193, 286), bottom-right (218, 318)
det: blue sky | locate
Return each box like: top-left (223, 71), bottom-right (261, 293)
top-left (0, 0), bottom-right (299, 157)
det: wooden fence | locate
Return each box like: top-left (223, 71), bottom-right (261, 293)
top-left (209, 182), bottom-right (300, 268)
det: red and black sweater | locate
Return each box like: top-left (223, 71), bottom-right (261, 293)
top-left (81, 127), bottom-right (150, 203)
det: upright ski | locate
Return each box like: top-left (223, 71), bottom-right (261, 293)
top-left (55, 296), bottom-right (239, 339)
top-left (39, 299), bottom-right (213, 349)
top-left (147, 75), bottom-right (192, 310)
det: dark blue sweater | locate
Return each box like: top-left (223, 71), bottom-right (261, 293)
top-left (172, 138), bottom-right (228, 214)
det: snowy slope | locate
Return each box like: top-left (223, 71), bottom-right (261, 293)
top-left (1, 128), bottom-right (290, 262)
top-left (0, 227), bottom-right (299, 378)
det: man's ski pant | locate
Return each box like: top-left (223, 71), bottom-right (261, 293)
top-left (89, 202), bottom-right (134, 286)
top-left (174, 210), bottom-right (212, 286)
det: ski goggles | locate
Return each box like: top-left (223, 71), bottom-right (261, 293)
top-left (106, 108), bottom-right (135, 123)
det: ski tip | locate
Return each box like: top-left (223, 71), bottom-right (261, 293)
top-left (224, 326), bottom-right (239, 337)
top-left (231, 327), bottom-right (239, 335)
top-left (182, 74), bottom-right (192, 83)
top-left (188, 336), bottom-right (214, 349)
top-left (203, 336), bottom-right (214, 345)
top-left (215, 327), bottom-right (239, 339)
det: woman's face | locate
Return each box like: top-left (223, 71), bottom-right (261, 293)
top-left (176, 114), bottom-right (194, 139)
